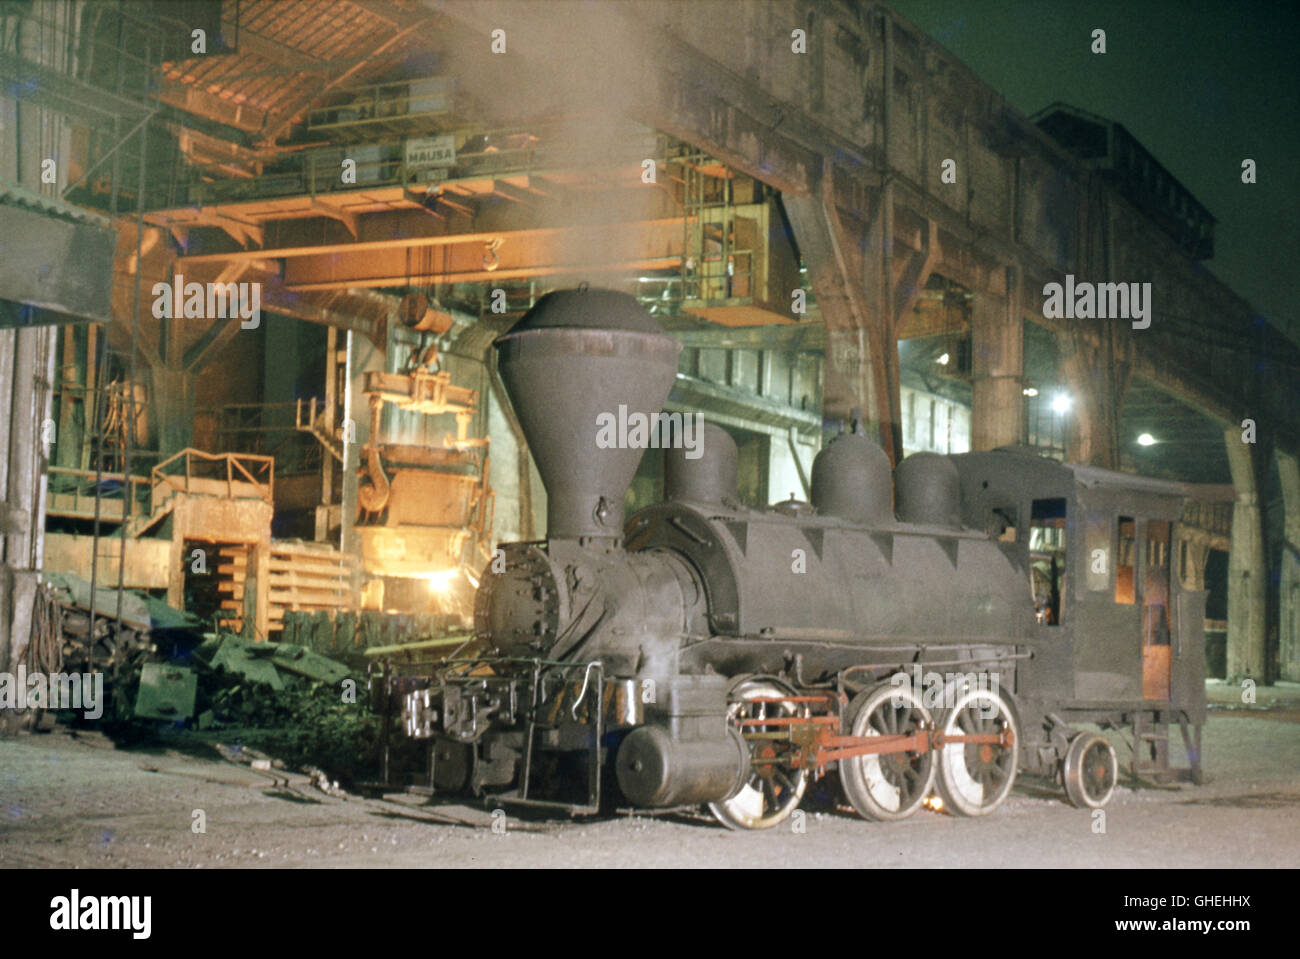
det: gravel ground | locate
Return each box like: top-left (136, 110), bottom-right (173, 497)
top-left (2, 684), bottom-right (1298, 869)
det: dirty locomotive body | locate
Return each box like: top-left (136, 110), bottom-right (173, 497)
top-left (373, 289), bottom-right (1206, 828)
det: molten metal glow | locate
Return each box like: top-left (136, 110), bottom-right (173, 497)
top-left (421, 568), bottom-right (459, 594)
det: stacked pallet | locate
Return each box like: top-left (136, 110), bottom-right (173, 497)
top-left (216, 545), bottom-right (253, 634)
top-left (218, 543), bottom-right (358, 637)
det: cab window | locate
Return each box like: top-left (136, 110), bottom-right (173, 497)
top-left (1144, 520), bottom-right (1172, 645)
top-left (1029, 498), bottom-right (1067, 625)
top-left (1115, 516), bottom-right (1137, 605)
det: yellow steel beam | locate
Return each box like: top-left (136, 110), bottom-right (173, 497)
top-left (282, 217), bottom-right (685, 290)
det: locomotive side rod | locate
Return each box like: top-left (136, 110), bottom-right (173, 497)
top-left (742, 700), bottom-right (1015, 776)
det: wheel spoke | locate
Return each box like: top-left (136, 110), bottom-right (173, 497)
top-left (987, 760), bottom-right (1007, 786)
top-left (960, 710), bottom-right (975, 736)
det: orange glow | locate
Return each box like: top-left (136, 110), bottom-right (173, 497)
top-left (421, 568), bottom-right (459, 594)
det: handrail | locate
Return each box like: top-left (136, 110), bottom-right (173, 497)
top-left (46, 467), bottom-right (151, 521)
top-left (149, 448), bottom-right (275, 504)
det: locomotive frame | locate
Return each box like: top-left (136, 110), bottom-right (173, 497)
top-left (369, 288), bottom-right (1206, 829)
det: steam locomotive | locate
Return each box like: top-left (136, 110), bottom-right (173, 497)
top-left (372, 288), bottom-right (1206, 828)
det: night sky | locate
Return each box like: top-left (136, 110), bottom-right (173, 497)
top-left (888, 0), bottom-right (1300, 344)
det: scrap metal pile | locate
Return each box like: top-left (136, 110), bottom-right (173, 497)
top-left (5, 572), bottom-right (455, 786)
top-left (9, 572), bottom-right (355, 731)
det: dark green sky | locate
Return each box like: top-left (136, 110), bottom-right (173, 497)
top-left (888, 0), bottom-right (1300, 341)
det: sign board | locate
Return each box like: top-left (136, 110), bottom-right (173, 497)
top-left (405, 135), bottom-right (457, 172)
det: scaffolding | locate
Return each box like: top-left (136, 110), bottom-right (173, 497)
top-left (2, 1), bottom-right (172, 634)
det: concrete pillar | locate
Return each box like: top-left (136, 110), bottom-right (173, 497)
top-left (1278, 452), bottom-right (1300, 682)
top-left (970, 268), bottom-right (1023, 451)
top-left (150, 365), bottom-right (196, 458)
top-left (1061, 351), bottom-right (1111, 468)
top-left (240, 542), bottom-right (270, 641)
top-left (1224, 428), bottom-right (1268, 682)
top-left (1058, 329), bottom-right (1130, 469)
top-left (166, 534), bottom-right (185, 612)
top-left (782, 182), bottom-right (898, 460)
top-left (1179, 535), bottom-right (1211, 591)
top-left (55, 326), bottom-right (85, 470)
top-left (8, 327), bottom-right (40, 568)
top-left (342, 329), bottom-right (386, 557)
top-left (823, 326), bottom-right (891, 442)
top-left (1, 325), bottom-right (56, 672)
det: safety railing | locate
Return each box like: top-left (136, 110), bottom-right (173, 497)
top-left (150, 448), bottom-right (274, 505)
top-left (45, 466), bottom-right (151, 523)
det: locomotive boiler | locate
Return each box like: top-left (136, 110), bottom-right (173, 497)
top-left (373, 287), bottom-right (1206, 828)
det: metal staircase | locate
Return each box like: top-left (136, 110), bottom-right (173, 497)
top-left (1130, 707), bottom-right (1204, 785)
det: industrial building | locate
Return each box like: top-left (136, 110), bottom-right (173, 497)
top-left (0, 0), bottom-right (1297, 864)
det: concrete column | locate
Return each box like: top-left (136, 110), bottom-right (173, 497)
top-left (7, 327), bottom-right (42, 569)
top-left (240, 542), bottom-right (270, 641)
top-left (970, 268), bottom-right (1023, 451)
top-left (150, 365), bottom-right (196, 458)
top-left (342, 329), bottom-right (386, 557)
top-left (166, 534), bottom-right (185, 612)
top-left (1224, 428), bottom-right (1268, 682)
top-left (783, 183), bottom-right (898, 460)
top-left (1061, 351), bottom-right (1110, 468)
top-left (823, 326), bottom-right (890, 439)
top-left (1058, 328), bottom-right (1130, 469)
top-left (0, 330), bottom-right (14, 542)
top-left (1179, 535), bottom-right (1211, 591)
top-left (55, 327), bottom-right (85, 469)
top-left (1278, 452), bottom-right (1300, 682)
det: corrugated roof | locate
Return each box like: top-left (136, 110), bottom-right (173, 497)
top-left (0, 180), bottom-right (112, 228)
top-left (160, 0), bottom-right (434, 147)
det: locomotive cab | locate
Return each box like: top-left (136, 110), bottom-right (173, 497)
top-left (952, 448), bottom-right (1206, 790)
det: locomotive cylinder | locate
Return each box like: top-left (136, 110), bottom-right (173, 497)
top-left (615, 725), bottom-right (748, 807)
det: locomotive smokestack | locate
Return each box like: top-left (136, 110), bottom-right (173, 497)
top-left (494, 288), bottom-right (681, 541)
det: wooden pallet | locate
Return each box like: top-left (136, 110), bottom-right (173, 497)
top-left (218, 542), bottom-right (358, 636)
